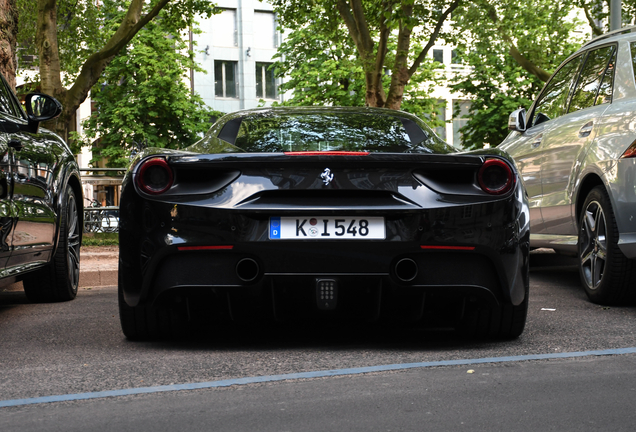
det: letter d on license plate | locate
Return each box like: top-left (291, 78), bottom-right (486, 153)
top-left (269, 217), bottom-right (385, 240)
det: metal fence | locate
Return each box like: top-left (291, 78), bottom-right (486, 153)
top-left (81, 168), bottom-right (126, 234)
top-left (84, 206), bottom-right (120, 233)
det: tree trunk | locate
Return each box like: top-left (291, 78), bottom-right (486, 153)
top-left (338, 0), bottom-right (459, 110)
top-left (36, 0), bottom-right (170, 142)
top-left (0, 0), bottom-right (18, 90)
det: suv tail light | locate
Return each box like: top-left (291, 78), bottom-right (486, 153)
top-left (621, 140), bottom-right (636, 158)
top-left (136, 157), bottom-right (174, 195)
top-left (477, 158), bottom-right (514, 195)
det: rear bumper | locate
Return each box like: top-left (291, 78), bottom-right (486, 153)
top-left (120, 229), bottom-right (529, 315)
top-left (119, 181), bottom-right (530, 317)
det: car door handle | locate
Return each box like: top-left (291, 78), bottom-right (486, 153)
top-left (579, 121), bottom-right (594, 138)
top-left (8, 139), bottom-right (22, 151)
top-left (531, 134), bottom-right (543, 148)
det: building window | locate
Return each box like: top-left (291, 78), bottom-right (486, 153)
top-left (213, 9), bottom-right (237, 47)
top-left (256, 62), bottom-right (276, 99)
top-left (253, 11), bottom-right (276, 49)
top-left (453, 100), bottom-right (471, 148)
top-left (215, 61), bottom-right (238, 98)
top-left (433, 49), bottom-right (444, 64)
top-left (451, 49), bottom-right (460, 64)
top-left (434, 101), bottom-right (446, 140)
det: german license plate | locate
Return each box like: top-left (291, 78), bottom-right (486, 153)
top-left (269, 217), bottom-right (385, 240)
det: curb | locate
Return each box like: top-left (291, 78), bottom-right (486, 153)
top-left (0, 250), bottom-right (118, 293)
top-left (79, 251), bottom-right (118, 288)
top-left (79, 269), bottom-right (118, 288)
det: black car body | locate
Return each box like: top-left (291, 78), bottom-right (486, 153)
top-left (0, 74), bottom-right (83, 302)
top-left (118, 107), bottom-right (529, 339)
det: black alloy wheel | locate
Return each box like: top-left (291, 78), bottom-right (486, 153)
top-left (579, 198), bottom-right (607, 291)
top-left (23, 185), bottom-right (80, 302)
top-left (578, 186), bottom-right (636, 305)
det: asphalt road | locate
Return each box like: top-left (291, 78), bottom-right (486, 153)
top-left (1, 251), bottom-right (636, 430)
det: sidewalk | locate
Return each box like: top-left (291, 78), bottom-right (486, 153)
top-left (0, 246), bottom-right (118, 293)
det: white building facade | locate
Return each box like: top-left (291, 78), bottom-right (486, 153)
top-left (192, 0), bottom-right (284, 112)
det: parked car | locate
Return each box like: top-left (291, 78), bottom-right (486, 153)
top-left (0, 73), bottom-right (83, 302)
top-left (499, 27), bottom-right (636, 305)
top-left (118, 106), bottom-right (529, 340)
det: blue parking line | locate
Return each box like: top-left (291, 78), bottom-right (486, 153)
top-left (2, 347), bottom-right (636, 408)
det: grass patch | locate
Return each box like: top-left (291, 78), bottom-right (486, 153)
top-left (82, 232), bottom-right (119, 246)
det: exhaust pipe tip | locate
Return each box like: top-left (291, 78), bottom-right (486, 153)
top-left (236, 258), bottom-right (260, 282)
top-left (395, 258), bottom-right (418, 282)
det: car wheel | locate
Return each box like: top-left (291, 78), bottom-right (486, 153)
top-left (578, 186), bottom-right (636, 305)
top-left (457, 296), bottom-right (528, 339)
top-left (23, 185), bottom-right (80, 302)
top-left (118, 271), bottom-right (183, 340)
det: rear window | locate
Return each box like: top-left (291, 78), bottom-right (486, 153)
top-left (226, 112), bottom-right (450, 154)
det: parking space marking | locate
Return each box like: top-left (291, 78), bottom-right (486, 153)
top-left (2, 347), bottom-right (636, 408)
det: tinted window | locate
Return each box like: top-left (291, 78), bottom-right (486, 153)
top-left (595, 47), bottom-right (616, 105)
top-left (630, 41), bottom-right (636, 84)
top-left (0, 78), bottom-right (18, 117)
top-left (231, 112), bottom-right (450, 154)
top-left (532, 55), bottom-right (583, 125)
top-left (569, 45), bottom-right (615, 112)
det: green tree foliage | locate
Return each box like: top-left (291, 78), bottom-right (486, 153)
top-left (450, 0), bottom-right (584, 149)
top-left (79, 2), bottom-right (218, 167)
top-left (273, 17), bottom-right (366, 107)
top-left (14, 0), bottom-right (215, 145)
top-left (576, 0), bottom-right (636, 36)
top-left (270, 0), bottom-right (457, 118)
top-left (273, 20), bottom-right (445, 121)
top-left (17, 0), bottom-right (107, 86)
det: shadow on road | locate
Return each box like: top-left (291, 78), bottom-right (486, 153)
top-left (0, 290), bottom-right (29, 307)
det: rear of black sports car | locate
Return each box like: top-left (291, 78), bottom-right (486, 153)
top-left (118, 107), bottom-right (530, 340)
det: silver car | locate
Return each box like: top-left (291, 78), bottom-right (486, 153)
top-left (499, 27), bottom-right (636, 305)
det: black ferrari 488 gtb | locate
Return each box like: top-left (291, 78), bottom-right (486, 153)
top-left (118, 106), bottom-right (529, 340)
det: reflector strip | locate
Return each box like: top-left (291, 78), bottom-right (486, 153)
top-left (284, 151), bottom-right (370, 156)
top-left (177, 245), bottom-right (234, 251)
top-left (420, 245), bottom-right (475, 251)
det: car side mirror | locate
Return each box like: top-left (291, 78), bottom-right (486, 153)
top-left (508, 108), bottom-right (526, 132)
top-left (25, 93), bottom-right (63, 121)
top-left (23, 93), bottom-right (62, 134)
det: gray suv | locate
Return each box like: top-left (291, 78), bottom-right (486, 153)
top-left (499, 27), bottom-right (636, 305)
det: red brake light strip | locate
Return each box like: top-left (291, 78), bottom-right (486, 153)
top-left (177, 245), bottom-right (234, 251)
top-left (284, 151), bottom-right (369, 156)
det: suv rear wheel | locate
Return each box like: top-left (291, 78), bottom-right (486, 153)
top-left (578, 186), bottom-right (636, 304)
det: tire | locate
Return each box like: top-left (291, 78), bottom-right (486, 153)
top-left (118, 271), bottom-right (183, 340)
top-left (458, 294), bottom-right (528, 339)
top-left (578, 186), bottom-right (636, 305)
top-left (23, 186), bottom-right (80, 303)
top-left (118, 274), bottom-right (156, 341)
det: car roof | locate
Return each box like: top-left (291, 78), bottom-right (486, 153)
top-left (582, 25), bottom-right (636, 49)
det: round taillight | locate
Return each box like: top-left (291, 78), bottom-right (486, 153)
top-left (478, 158), bottom-right (514, 195)
top-left (136, 157), bottom-right (173, 195)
